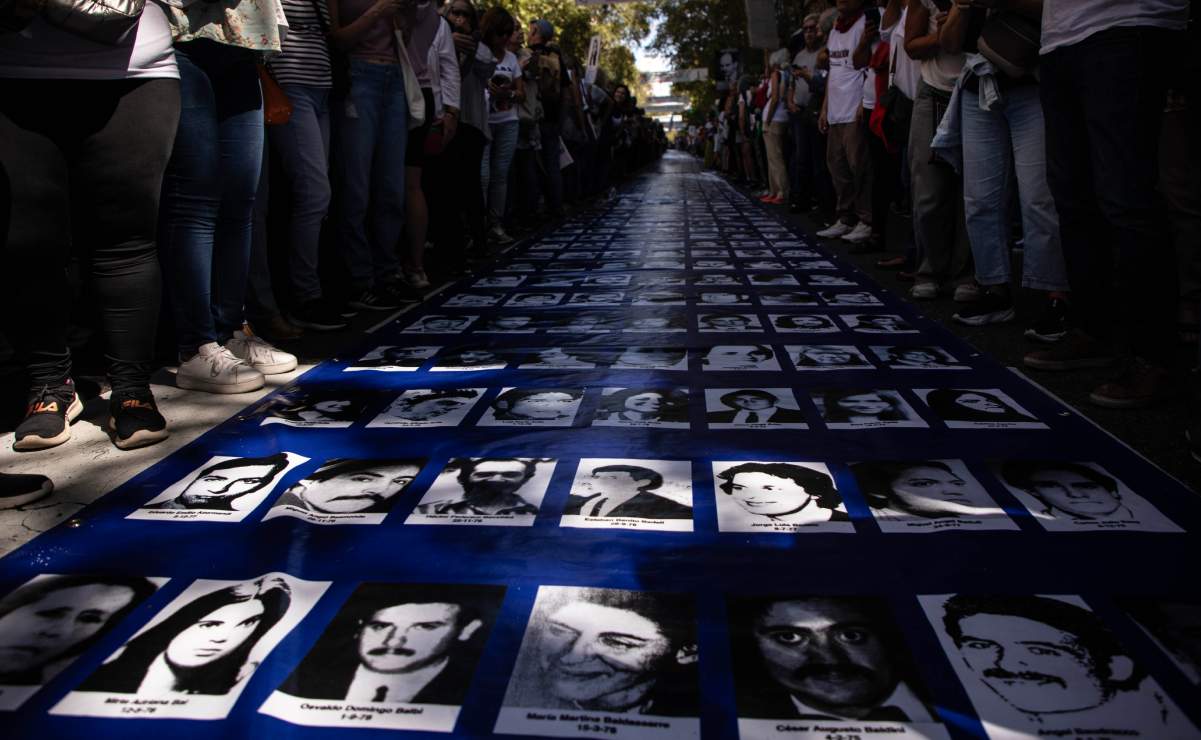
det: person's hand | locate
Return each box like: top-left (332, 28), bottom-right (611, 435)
top-left (452, 31), bottom-right (476, 55)
top-left (787, 99), bottom-right (799, 113)
top-left (440, 110), bottom-right (458, 146)
top-left (796, 65), bottom-right (812, 81)
top-left (369, 0), bottom-right (405, 20)
top-left (855, 104), bottom-right (864, 123)
top-left (818, 109), bottom-right (829, 134)
top-left (933, 10), bottom-right (949, 29)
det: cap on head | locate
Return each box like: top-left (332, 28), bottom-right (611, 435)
top-left (532, 18), bottom-right (554, 41)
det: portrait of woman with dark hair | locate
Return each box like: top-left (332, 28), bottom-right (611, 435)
top-left (78, 577), bottom-right (291, 697)
top-left (874, 346), bottom-right (965, 370)
top-left (920, 388), bottom-right (1044, 428)
top-left (259, 391), bottom-right (370, 428)
top-left (771, 315), bottom-right (838, 333)
top-left (592, 388), bottom-right (690, 428)
top-left (713, 462), bottom-right (853, 532)
top-left (849, 460), bottom-right (1014, 531)
top-left (788, 345), bottom-right (872, 370)
top-left (815, 390), bottom-right (926, 428)
top-left (0, 575), bottom-right (160, 696)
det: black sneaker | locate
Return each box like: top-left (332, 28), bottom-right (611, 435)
top-left (0, 472), bottom-right (54, 509)
top-left (13, 381), bottom-right (83, 451)
top-left (1025, 297), bottom-right (1068, 343)
top-left (952, 291), bottom-right (1015, 326)
top-left (347, 288), bottom-right (403, 311)
top-left (290, 298), bottom-right (350, 331)
top-left (108, 387), bottom-right (169, 450)
top-left (377, 279), bottom-right (423, 304)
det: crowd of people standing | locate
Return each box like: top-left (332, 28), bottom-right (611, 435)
top-left (689, 0), bottom-right (1197, 419)
top-left (0, 0), bottom-right (665, 453)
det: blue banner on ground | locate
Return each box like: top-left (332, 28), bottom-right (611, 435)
top-left (2, 171), bottom-right (1199, 740)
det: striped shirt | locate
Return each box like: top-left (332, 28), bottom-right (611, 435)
top-left (268, 0), bottom-right (333, 88)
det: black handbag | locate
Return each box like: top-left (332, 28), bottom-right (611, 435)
top-left (39, 0), bottom-right (146, 45)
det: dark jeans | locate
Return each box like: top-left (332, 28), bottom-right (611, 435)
top-left (427, 123), bottom-right (487, 263)
top-left (1041, 26), bottom-right (1178, 361)
top-left (160, 39), bottom-right (264, 355)
top-left (0, 78), bottom-right (180, 389)
top-left (868, 127), bottom-right (900, 250)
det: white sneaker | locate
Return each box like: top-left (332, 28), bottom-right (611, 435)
top-left (841, 222), bottom-right (873, 243)
top-left (227, 327), bottom-right (298, 375)
top-left (816, 221), bottom-right (853, 238)
top-left (404, 269), bottom-right (431, 289)
top-left (177, 342), bottom-right (265, 394)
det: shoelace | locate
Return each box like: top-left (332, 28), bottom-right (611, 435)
top-left (26, 384), bottom-right (71, 416)
top-left (208, 347), bottom-right (251, 377)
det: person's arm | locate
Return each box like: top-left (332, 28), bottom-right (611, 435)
top-left (939, 1), bottom-right (970, 54)
top-left (433, 21), bottom-right (460, 142)
top-left (818, 90), bottom-right (829, 133)
top-left (765, 69), bottom-right (780, 121)
top-left (853, 16), bottom-right (878, 69)
top-left (513, 74), bottom-right (526, 103)
top-left (882, 0), bottom-right (903, 31)
top-left (328, 0), bottom-right (403, 51)
top-left (739, 97), bottom-right (748, 135)
top-left (904, 0), bottom-right (941, 60)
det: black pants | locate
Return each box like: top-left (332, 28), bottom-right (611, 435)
top-left (0, 78), bottom-right (180, 389)
top-left (868, 126), bottom-right (900, 251)
top-left (1040, 26), bottom-right (1178, 361)
top-left (427, 123), bottom-right (487, 264)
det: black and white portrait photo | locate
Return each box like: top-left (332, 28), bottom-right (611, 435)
top-left (407, 457), bottom-right (555, 526)
top-left (734, 249), bottom-right (775, 258)
top-left (748, 274), bottom-right (799, 287)
top-left (842, 314), bottom-right (919, 334)
top-left (583, 274), bottom-right (632, 287)
top-left (345, 345), bottom-right (438, 372)
top-left (806, 274), bottom-right (859, 288)
top-left (591, 388), bottom-right (690, 429)
top-left (506, 292), bottom-right (565, 308)
top-left (916, 388), bottom-right (1046, 429)
top-left (760, 291), bottom-right (817, 306)
top-left (822, 291), bottom-right (883, 306)
top-left (698, 313), bottom-right (763, 333)
top-left (693, 259), bottom-right (736, 270)
top-left (526, 276), bottom-right (581, 289)
top-left (0, 574), bottom-right (165, 710)
top-left (632, 291), bottom-right (687, 306)
top-left (258, 390), bottom-right (373, 429)
top-left (567, 291), bottom-right (625, 307)
top-left (849, 460), bottom-right (1016, 532)
top-left (611, 347), bottom-right (689, 371)
top-left (477, 315), bottom-right (538, 333)
top-left (919, 594), bottom-right (1197, 739)
top-left (697, 291), bottom-right (751, 306)
top-left (129, 452), bottom-right (308, 522)
top-left (786, 344), bottom-right (873, 371)
top-left (53, 574), bottom-right (327, 721)
top-left (517, 347), bottom-right (598, 369)
top-left (561, 459), bottom-right (694, 532)
top-left (705, 389), bottom-right (807, 429)
top-left (494, 586), bottom-right (699, 737)
top-left (691, 273), bottom-right (742, 287)
top-left (261, 583), bottom-right (505, 731)
top-left (546, 313), bottom-right (613, 334)
top-left (472, 275), bottom-right (524, 288)
top-left (712, 462), bottom-right (853, 533)
top-left (813, 389), bottom-right (927, 429)
top-left (871, 346), bottom-right (966, 370)
top-left (994, 461), bottom-right (1181, 532)
top-left (791, 260), bottom-right (837, 270)
top-left (779, 249), bottom-right (820, 258)
top-left (624, 315), bottom-right (687, 333)
top-left (263, 458), bottom-right (425, 525)
top-left (703, 345), bottom-right (781, 372)
top-left (443, 293), bottom-right (503, 308)
top-left (1120, 599), bottom-right (1201, 685)
top-left (638, 274), bottom-right (684, 288)
top-left (367, 389), bottom-right (484, 429)
top-left (743, 261), bottom-right (786, 270)
top-left (770, 314), bottom-right (839, 333)
top-left (728, 596), bottom-right (946, 738)
top-left (476, 388), bottom-right (584, 427)
top-left (429, 348), bottom-right (509, 372)
top-left (402, 315), bottom-right (478, 334)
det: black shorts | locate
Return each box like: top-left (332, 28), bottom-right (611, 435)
top-left (405, 87), bottom-right (436, 168)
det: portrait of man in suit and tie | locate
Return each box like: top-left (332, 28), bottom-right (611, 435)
top-left (729, 596), bottom-right (941, 728)
top-left (277, 583), bottom-right (504, 707)
top-left (706, 389), bottom-right (807, 428)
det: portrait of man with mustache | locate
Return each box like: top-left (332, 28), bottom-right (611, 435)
top-left (278, 583), bottom-right (503, 707)
top-left (730, 596), bottom-right (937, 723)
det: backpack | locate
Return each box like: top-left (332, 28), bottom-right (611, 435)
top-left (533, 46), bottom-right (562, 104)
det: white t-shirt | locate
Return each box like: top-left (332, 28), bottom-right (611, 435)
top-left (762, 74), bottom-right (790, 123)
top-left (917, 0), bottom-right (963, 93)
top-left (826, 14), bottom-right (866, 125)
top-left (889, 6), bottom-right (921, 99)
top-left (1041, 0), bottom-right (1188, 55)
top-left (0, 2), bottom-right (177, 79)
top-left (487, 50), bottom-right (520, 125)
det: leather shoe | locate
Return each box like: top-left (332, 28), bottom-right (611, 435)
top-left (1088, 357), bottom-right (1175, 409)
top-left (249, 314), bottom-right (303, 343)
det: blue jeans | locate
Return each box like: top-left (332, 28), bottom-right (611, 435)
top-left (961, 85), bottom-right (1067, 291)
top-left (271, 85), bottom-right (331, 303)
top-left (482, 119), bottom-right (519, 217)
top-left (161, 40), bottom-right (264, 354)
top-left (337, 59), bottom-right (407, 291)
